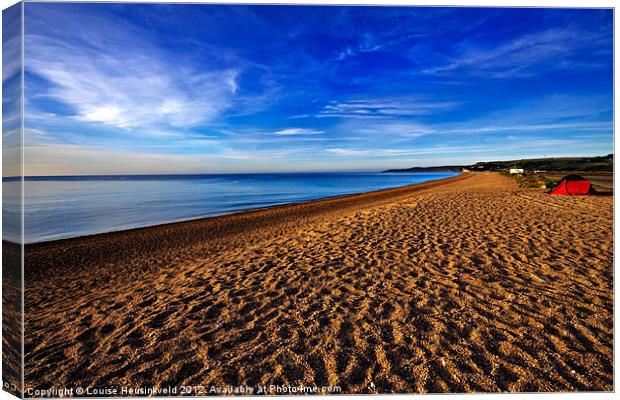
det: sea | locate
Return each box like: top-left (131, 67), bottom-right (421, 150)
top-left (2, 172), bottom-right (457, 244)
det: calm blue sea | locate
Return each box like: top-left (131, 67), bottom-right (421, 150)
top-left (3, 172), bottom-right (457, 243)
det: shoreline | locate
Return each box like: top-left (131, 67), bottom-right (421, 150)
top-left (23, 172), bottom-right (466, 249)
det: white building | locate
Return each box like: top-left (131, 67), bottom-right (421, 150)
top-left (509, 168), bottom-right (524, 174)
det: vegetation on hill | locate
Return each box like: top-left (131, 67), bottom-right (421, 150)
top-left (471, 154), bottom-right (613, 172)
top-left (499, 171), bottom-right (559, 189)
top-left (384, 154), bottom-right (613, 173)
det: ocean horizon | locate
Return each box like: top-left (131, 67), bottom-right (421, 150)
top-left (3, 171), bottom-right (457, 244)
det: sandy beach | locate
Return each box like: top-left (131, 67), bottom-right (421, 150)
top-left (23, 172), bottom-right (613, 393)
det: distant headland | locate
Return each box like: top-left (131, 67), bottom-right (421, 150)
top-left (384, 154), bottom-right (613, 173)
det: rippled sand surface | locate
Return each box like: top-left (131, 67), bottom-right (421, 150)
top-left (24, 172), bottom-right (613, 394)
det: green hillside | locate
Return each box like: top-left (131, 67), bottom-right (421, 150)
top-left (385, 154), bottom-right (613, 173)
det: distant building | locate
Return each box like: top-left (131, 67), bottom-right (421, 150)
top-left (509, 168), bottom-right (524, 174)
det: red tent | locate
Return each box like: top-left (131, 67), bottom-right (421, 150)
top-left (548, 174), bottom-right (596, 196)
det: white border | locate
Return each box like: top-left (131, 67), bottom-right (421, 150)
top-left (0, 1), bottom-right (616, 400)
top-left (5, 0), bottom-right (619, 6)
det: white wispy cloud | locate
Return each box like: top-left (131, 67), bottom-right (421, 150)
top-left (434, 121), bottom-right (612, 135)
top-left (338, 120), bottom-right (611, 142)
top-left (24, 9), bottom-right (239, 133)
top-left (334, 120), bottom-right (433, 139)
top-left (271, 128), bottom-right (324, 136)
top-left (424, 27), bottom-right (612, 78)
top-left (478, 94), bottom-right (612, 124)
top-left (326, 145), bottom-right (489, 158)
top-left (326, 148), bottom-right (370, 157)
top-left (326, 136), bottom-right (612, 161)
top-left (3, 14), bottom-right (22, 152)
top-left (318, 98), bottom-right (458, 118)
top-left (2, 6), bottom-right (21, 85)
top-left (331, 93), bottom-right (612, 141)
top-left (2, 105), bottom-right (20, 130)
top-left (2, 36), bottom-right (21, 84)
top-left (337, 32), bottom-right (384, 61)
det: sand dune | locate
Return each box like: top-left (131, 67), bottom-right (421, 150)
top-left (23, 172), bottom-right (613, 394)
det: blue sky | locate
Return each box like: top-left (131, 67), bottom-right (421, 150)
top-left (2, 3), bottom-right (22, 177)
top-left (19, 4), bottom-right (613, 175)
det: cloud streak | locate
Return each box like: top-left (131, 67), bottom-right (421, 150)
top-left (25, 16), bottom-right (240, 132)
top-left (318, 98), bottom-right (458, 119)
top-left (424, 26), bottom-right (612, 78)
top-left (271, 128), bottom-right (324, 136)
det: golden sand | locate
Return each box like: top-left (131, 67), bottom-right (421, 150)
top-left (23, 172), bottom-right (613, 393)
